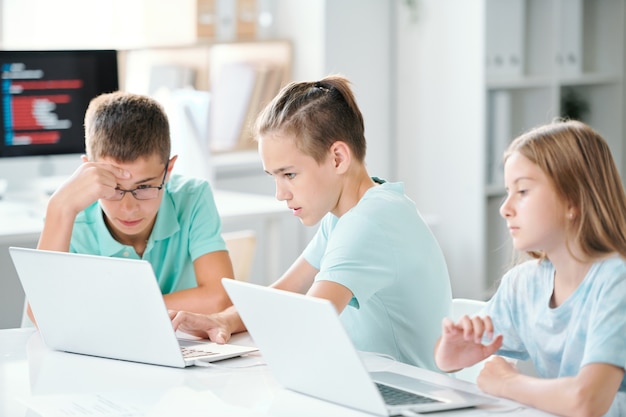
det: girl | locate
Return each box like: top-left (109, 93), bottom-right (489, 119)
top-left (435, 120), bottom-right (626, 416)
top-left (171, 75), bottom-right (453, 371)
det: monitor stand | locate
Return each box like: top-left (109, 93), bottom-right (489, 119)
top-left (0, 178), bottom-right (7, 200)
top-left (0, 155), bottom-right (81, 202)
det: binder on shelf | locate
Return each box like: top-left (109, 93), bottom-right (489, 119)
top-left (235, 63), bottom-right (284, 150)
top-left (208, 61), bottom-right (285, 153)
top-left (236, 0), bottom-right (258, 39)
top-left (216, 0), bottom-right (237, 40)
top-left (485, 0), bottom-right (526, 78)
top-left (165, 89), bottom-right (215, 183)
top-left (488, 90), bottom-right (512, 187)
top-left (197, 0), bottom-right (217, 39)
top-left (198, 0), bottom-right (259, 40)
top-left (557, 0), bottom-right (583, 76)
top-left (208, 61), bottom-right (258, 152)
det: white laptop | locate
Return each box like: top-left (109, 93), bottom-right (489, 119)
top-left (222, 278), bottom-right (496, 416)
top-left (9, 247), bottom-right (257, 368)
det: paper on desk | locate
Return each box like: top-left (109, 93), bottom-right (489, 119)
top-left (18, 392), bottom-right (149, 416)
top-left (146, 386), bottom-right (266, 417)
top-left (19, 387), bottom-right (265, 417)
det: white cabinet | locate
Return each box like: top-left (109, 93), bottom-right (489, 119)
top-left (484, 0), bottom-right (625, 293)
top-left (395, 0), bottom-right (625, 299)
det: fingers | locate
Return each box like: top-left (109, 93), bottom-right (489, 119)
top-left (104, 163), bottom-right (131, 181)
top-left (441, 316), bottom-right (456, 332)
top-left (477, 355), bottom-right (520, 395)
top-left (441, 314), bottom-right (501, 352)
top-left (485, 355), bottom-right (509, 368)
top-left (438, 314), bottom-right (504, 373)
top-left (169, 310), bottom-right (201, 334)
top-left (87, 162), bottom-right (130, 191)
top-left (70, 162), bottom-right (131, 202)
top-left (169, 310), bottom-right (228, 342)
top-left (456, 314), bottom-right (496, 344)
top-left (169, 310), bottom-right (186, 330)
top-left (60, 160), bottom-right (130, 194)
top-left (79, 160), bottom-right (129, 177)
top-left (483, 334), bottom-right (504, 356)
top-left (209, 330), bottom-right (231, 344)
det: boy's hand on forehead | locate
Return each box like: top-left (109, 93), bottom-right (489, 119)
top-left (98, 161), bottom-right (132, 182)
top-left (50, 161), bottom-right (131, 215)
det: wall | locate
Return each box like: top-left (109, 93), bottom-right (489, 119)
top-left (0, 0), bottom-right (393, 183)
top-left (272, 0), bottom-right (393, 180)
top-left (272, 0), bottom-right (485, 298)
top-left (0, 0), bottom-right (197, 49)
top-left (1, 0), bottom-right (485, 300)
top-left (394, 0), bottom-right (486, 298)
top-left (0, 0), bottom-right (200, 190)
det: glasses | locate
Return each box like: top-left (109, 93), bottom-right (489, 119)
top-left (107, 161), bottom-right (169, 201)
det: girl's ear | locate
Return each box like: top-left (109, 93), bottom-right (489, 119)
top-left (81, 154), bottom-right (89, 163)
top-left (330, 141), bottom-right (351, 174)
top-left (566, 203), bottom-right (578, 221)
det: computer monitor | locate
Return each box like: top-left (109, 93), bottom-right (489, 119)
top-left (0, 49), bottom-right (119, 159)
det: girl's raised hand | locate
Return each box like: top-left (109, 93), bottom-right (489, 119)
top-left (434, 315), bottom-right (503, 373)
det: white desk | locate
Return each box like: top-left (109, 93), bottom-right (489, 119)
top-left (0, 190), bottom-right (307, 329)
top-left (0, 328), bottom-right (556, 417)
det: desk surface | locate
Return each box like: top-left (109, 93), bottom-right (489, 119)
top-left (0, 328), bottom-right (556, 417)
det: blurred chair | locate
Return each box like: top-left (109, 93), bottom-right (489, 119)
top-left (451, 298), bottom-right (486, 320)
top-left (223, 230), bottom-right (257, 282)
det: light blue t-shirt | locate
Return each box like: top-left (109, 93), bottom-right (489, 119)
top-left (302, 180), bottom-right (452, 371)
top-left (485, 257), bottom-right (626, 415)
top-left (70, 174), bottom-right (226, 294)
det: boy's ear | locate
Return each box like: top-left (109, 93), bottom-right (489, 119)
top-left (166, 155), bottom-right (179, 177)
top-left (330, 141), bottom-right (351, 174)
top-left (81, 154), bottom-right (89, 163)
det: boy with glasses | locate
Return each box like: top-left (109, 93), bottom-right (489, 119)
top-left (29, 91), bottom-right (233, 324)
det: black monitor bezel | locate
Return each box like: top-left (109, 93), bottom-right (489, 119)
top-left (0, 49), bottom-right (119, 158)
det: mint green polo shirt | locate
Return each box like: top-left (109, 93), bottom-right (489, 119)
top-left (70, 175), bottom-right (226, 294)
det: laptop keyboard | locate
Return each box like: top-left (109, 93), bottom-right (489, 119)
top-left (376, 383), bottom-right (441, 406)
top-left (181, 347), bottom-right (218, 359)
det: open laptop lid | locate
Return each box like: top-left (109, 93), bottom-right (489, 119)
top-left (222, 279), bottom-right (494, 416)
top-left (9, 247), bottom-right (255, 368)
top-left (222, 278), bottom-right (389, 415)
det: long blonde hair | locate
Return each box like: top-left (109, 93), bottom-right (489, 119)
top-left (504, 120), bottom-right (626, 261)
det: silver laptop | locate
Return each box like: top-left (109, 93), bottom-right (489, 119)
top-left (222, 278), bottom-right (495, 416)
top-left (9, 247), bottom-right (257, 368)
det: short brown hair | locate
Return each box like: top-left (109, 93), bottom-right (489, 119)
top-left (84, 91), bottom-right (170, 163)
top-left (254, 74), bottom-right (366, 163)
